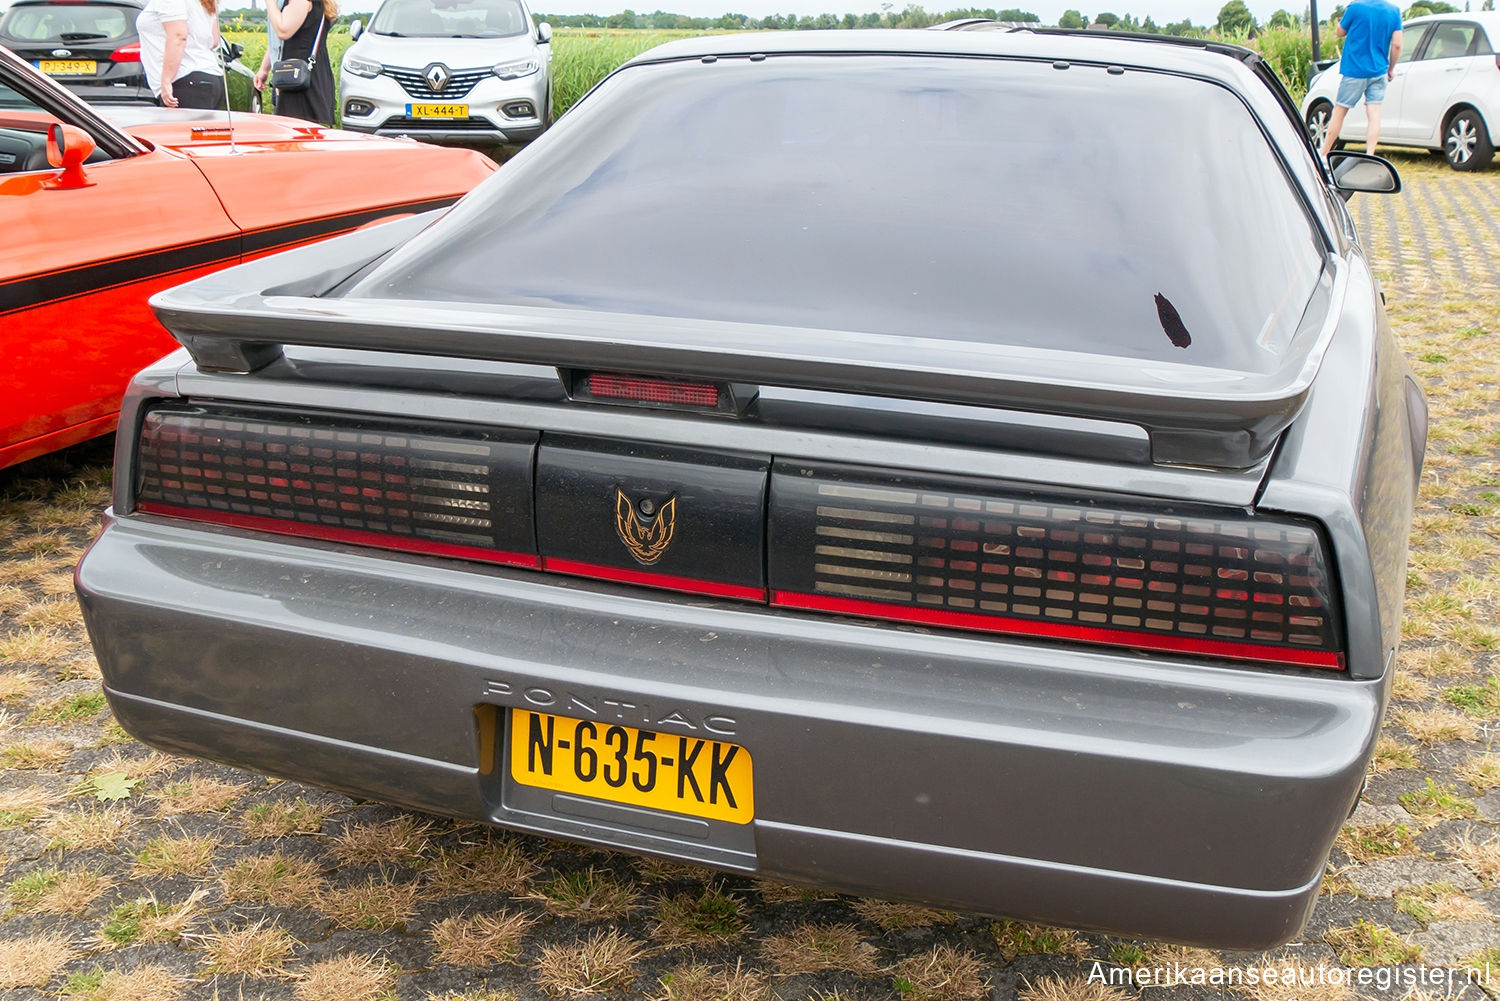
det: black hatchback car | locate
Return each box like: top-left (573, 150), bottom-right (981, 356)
top-left (0, 0), bottom-right (151, 103)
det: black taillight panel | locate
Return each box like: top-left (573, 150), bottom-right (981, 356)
top-left (535, 435), bottom-right (769, 600)
top-left (768, 461), bottom-right (1345, 669)
top-left (132, 405), bottom-right (1348, 670)
top-left (136, 406), bottom-right (538, 565)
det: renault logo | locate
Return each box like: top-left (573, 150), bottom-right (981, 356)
top-left (423, 63), bottom-right (451, 92)
top-left (615, 489), bottom-right (675, 565)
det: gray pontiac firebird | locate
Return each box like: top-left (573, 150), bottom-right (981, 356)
top-left (77, 28), bottom-right (1427, 950)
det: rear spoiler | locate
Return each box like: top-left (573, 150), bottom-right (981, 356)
top-left (152, 212), bottom-right (1344, 470)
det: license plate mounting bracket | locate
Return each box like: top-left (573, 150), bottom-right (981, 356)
top-left (482, 705), bottom-right (758, 868)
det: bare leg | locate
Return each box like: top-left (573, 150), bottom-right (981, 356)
top-left (1365, 102), bottom-right (1382, 153)
top-left (1322, 104), bottom-right (1352, 157)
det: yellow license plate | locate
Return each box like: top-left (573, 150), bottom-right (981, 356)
top-left (509, 709), bottom-right (753, 825)
top-left (38, 60), bottom-right (96, 76)
top-left (406, 103), bottom-right (468, 119)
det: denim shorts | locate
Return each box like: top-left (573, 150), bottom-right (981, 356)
top-left (1336, 75), bottom-right (1387, 107)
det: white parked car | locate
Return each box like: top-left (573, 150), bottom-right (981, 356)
top-left (1302, 11), bottom-right (1498, 170)
top-left (339, 0), bottom-right (552, 147)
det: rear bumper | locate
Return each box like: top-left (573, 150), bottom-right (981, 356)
top-left (77, 512), bottom-right (1385, 950)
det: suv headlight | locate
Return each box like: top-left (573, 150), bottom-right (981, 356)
top-left (492, 57), bottom-right (539, 80)
top-left (344, 56), bottom-right (383, 78)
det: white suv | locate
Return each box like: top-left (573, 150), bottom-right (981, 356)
top-left (1302, 11), bottom-right (1498, 170)
top-left (340, 0), bottom-right (552, 147)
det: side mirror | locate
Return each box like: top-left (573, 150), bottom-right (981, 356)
top-left (43, 122), bottom-right (96, 189)
top-left (349, 17), bottom-right (362, 39)
top-left (1327, 150), bottom-right (1401, 199)
top-left (537, 20), bottom-right (551, 42)
top-left (228, 41), bottom-right (245, 59)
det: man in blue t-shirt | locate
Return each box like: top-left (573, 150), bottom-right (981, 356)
top-left (1320, 0), bottom-right (1404, 157)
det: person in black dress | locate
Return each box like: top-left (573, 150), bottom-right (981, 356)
top-left (253, 0), bottom-right (336, 126)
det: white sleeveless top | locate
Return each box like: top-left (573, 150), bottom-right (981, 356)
top-left (136, 0), bottom-right (220, 95)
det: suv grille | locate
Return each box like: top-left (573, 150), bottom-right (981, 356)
top-left (385, 65), bottom-right (491, 99)
top-left (380, 115), bottom-right (493, 130)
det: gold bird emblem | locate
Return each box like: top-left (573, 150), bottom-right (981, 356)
top-left (615, 489), bottom-right (676, 565)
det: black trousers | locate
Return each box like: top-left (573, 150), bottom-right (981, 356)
top-left (159, 70), bottom-right (226, 110)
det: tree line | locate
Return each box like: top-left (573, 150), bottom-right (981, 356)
top-left (526, 0), bottom-right (1487, 35)
top-left (220, 0), bottom-right (1493, 37)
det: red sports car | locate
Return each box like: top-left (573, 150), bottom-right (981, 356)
top-left (0, 44), bottom-right (495, 469)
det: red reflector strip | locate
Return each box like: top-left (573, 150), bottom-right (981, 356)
top-left (138, 502), bottom-right (540, 570)
top-left (544, 557), bottom-right (764, 602)
top-left (772, 590), bottom-right (1345, 670)
top-left (587, 373), bottom-right (720, 408)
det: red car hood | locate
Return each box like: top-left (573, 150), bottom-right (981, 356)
top-left (105, 106), bottom-right (371, 149)
top-left (102, 107), bottom-right (497, 241)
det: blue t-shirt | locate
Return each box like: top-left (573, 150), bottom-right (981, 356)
top-left (1339, 0), bottom-right (1403, 79)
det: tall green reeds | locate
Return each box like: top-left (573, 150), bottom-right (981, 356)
top-left (1249, 26), bottom-right (1344, 102)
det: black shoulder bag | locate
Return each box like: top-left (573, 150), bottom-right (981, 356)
top-left (269, 8), bottom-right (325, 92)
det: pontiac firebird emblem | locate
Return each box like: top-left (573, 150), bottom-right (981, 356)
top-left (424, 63), bottom-right (451, 92)
top-left (615, 489), bottom-right (675, 565)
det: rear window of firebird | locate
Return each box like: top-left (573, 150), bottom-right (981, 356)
top-left (350, 54), bottom-right (1327, 375)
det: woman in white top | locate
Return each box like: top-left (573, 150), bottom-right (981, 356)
top-left (136, 0), bottom-right (223, 109)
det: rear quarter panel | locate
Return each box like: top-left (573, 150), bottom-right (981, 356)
top-left (0, 138), bottom-right (237, 465)
top-left (1451, 67), bottom-right (1500, 134)
top-left (1261, 252), bottom-right (1423, 681)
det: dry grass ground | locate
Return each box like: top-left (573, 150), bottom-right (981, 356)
top-left (0, 152), bottom-right (1496, 999)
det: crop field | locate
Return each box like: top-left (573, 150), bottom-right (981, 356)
top-left (0, 152), bottom-right (1497, 1000)
top-left (220, 26), bottom-right (1334, 125)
